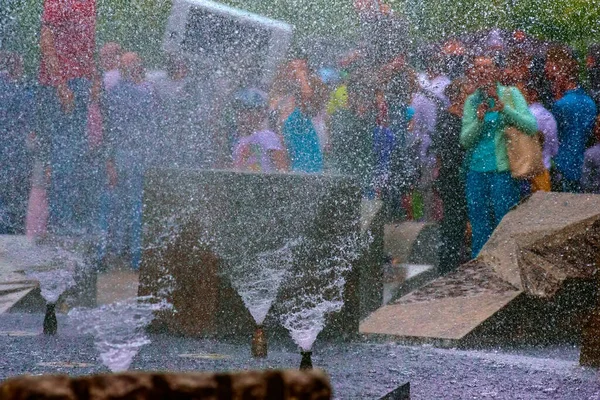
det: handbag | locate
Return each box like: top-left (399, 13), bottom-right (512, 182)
top-left (503, 91), bottom-right (545, 179)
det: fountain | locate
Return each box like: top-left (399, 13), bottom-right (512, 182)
top-left (26, 269), bottom-right (76, 335)
top-left (68, 296), bottom-right (170, 372)
top-left (279, 231), bottom-right (367, 369)
top-left (139, 169), bottom-right (364, 341)
top-left (226, 239), bottom-right (300, 358)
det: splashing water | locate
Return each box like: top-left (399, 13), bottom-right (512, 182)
top-left (27, 269), bottom-right (76, 304)
top-left (68, 296), bottom-right (170, 372)
top-left (228, 239), bottom-right (301, 325)
top-left (280, 231), bottom-right (368, 351)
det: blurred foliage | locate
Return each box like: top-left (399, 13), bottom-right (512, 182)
top-left (511, 0), bottom-right (600, 50)
top-left (2, 0), bottom-right (600, 78)
top-left (390, 0), bottom-right (600, 50)
top-left (390, 0), bottom-right (511, 40)
top-left (220, 0), bottom-right (358, 38)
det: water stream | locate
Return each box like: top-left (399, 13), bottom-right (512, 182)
top-left (280, 231), bottom-right (367, 351)
top-left (227, 239), bottom-right (300, 326)
top-left (27, 269), bottom-right (76, 304)
top-left (68, 296), bottom-right (171, 372)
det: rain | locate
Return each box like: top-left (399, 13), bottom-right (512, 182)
top-left (1, 0), bottom-right (600, 399)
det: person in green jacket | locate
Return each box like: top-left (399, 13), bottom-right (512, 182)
top-left (461, 56), bottom-right (538, 257)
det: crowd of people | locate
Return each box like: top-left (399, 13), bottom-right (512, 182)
top-left (1, 1), bottom-right (600, 275)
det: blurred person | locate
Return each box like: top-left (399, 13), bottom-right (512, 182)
top-left (329, 71), bottom-right (377, 194)
top-left (146, 54), bottom-right (205, 168)
top-left (231, 88), bottom-right (287, 172)
top-left (377, 53), bottom-right (417, 221)
top-left (101, 52), bottom-right (156, 270)
top-left (406, 50), bottom-right (449, 221)
top-left (278, 58), bottom-right (327, 173)
top-left (0, 52), bottom-right (34, 234)
top-left (441, 39), bottom-right (467, 80)
top-left (504, 50), bottom-right (558, 193)
top-left (433, 78), bottom-right (471, 274)
top-left (587, 44), bottom-right (600, 107)
top-left (461, 56), bottom-right (537, 257)
top-left (581, 116), bottom-right (600, 194)
top-left (313, 67), bottom-right (341, 156)
top-left (545, 45), bottom-right (597, 193)
top-left (38, 0), bottom-right (96, 235)
top-left (99, 42), bottom-right (122, 92)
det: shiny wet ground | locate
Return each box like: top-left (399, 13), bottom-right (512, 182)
top-left (0, 313), bottom-right (598, 399)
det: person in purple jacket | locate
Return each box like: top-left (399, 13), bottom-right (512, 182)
top-left (505, 51), bottom-right (559, 193)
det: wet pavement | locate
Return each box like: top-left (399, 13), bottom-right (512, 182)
top-left (1, 313), bottom-right (599, 399)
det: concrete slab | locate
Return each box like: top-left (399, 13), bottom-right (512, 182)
top-left (0, 288), bottom-right (38, 314)
top-left (384, 222), bottom-right (439, 266)
top-left (361, 291), bottom-right (521, 340)
top-left (378, 382), bottom-right (410, 400)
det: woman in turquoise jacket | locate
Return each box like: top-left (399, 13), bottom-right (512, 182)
top-left (461, 56), bottom-right (538, 257)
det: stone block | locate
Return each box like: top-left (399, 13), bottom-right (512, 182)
top-left (384, 222), bottom-right (439, 266)
top-left (379, 382), bottom-right (410, 399)
top-left (139, 169), bottom-right (365, 339)
top-left (0, 370), bottom-right (332, 399)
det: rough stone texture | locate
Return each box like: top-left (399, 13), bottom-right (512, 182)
top-left (0, 370), bottom-right (332, 400)
top-left (139, 169), bottom-right (364, 338)
top-left (479, 192), bottom-right (600, 296)
top-left (361, 192), bottom-right (600, 343)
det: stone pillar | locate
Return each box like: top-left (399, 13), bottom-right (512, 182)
top-left (580, 252), bottom-right (600, 368)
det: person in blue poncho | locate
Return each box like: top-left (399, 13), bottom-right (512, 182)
top-left (280, 58), bottom-right (326, 173)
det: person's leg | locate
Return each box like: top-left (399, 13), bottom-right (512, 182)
top-left (66, 78), bottom-right (91, 231)
top-left (466, 171), bottom-right (494, 258)
top-left (129, 169), bottom-right (144, 270)
top-left (38, 86), bottom-right (69, 234)
top-left (562, 177), bottom-right (582, 193)
top-left (490, 171), bottom-right (520, 228)
top-left (112, 163), bottom-right (130, 258)
top-left (438, 174), bottom-right (468, 274)
top-left (95, 179), bottom-right (115, 266)
top-left (49, 125), bottom-right (75, 233)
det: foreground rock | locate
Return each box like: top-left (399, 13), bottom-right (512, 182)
top-left (0, 370), bottom-right (331, 399)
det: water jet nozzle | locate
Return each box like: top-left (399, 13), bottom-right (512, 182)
top-left (299, 350), bottom-right (313, 370)
top-left (251, 325), bottom-right (268, 358)
top-left (44, 303), bottom-right (57, 335)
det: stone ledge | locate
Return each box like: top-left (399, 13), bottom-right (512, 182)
top-left (0, 370), bottom-right (332, 399)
